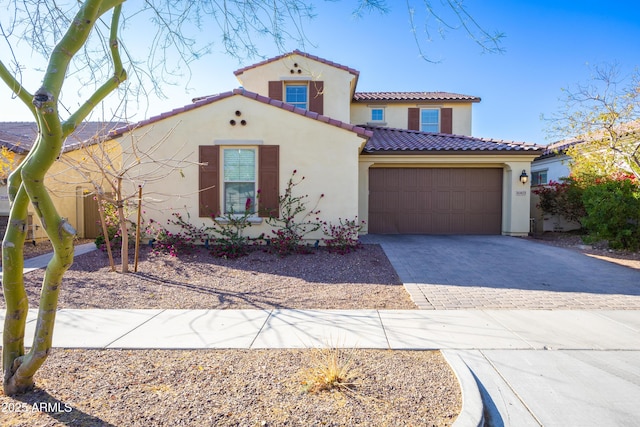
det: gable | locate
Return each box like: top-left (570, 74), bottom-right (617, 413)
top-left (234, 52), bottom-right (358, 123)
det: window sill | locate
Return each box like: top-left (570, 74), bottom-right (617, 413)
top-left (366, 121), bottom-right (387, 126)
top-left (214, 216), bottom-right (263, 225)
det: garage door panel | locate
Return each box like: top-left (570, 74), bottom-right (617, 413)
top-left (436, 191), bottom-right (451, 210)
top-left (451, 191), bottom-right (466, 211)
top-left (369, 168), bottom-right (502, 234)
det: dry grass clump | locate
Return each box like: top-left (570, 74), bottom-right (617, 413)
top-left (299, 346), bottom-right (360, 394)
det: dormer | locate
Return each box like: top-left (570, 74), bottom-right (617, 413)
top-left (234, 50), bottom-right (359, 123)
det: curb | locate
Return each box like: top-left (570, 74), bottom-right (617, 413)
top-left (442, 350), bottom-right (485, 427)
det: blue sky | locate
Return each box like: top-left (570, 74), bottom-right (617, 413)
top-left (1, 0), bottom-right (639, 145)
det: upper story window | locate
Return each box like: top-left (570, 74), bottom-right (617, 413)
top-left (285, 84), bottom-right (308, 110)
top-left (223, 148), bottom-right (256, 214)
top-left (531, 170), bottom-right (548, 186)
top-left (420, 109), bottom-right (440, 133)
top-left (370, 108), bottom-right (385, 122)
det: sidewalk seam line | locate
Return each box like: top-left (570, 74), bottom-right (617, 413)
top-left (104, 309), bottom-right (167, 349)
top-left (479, 350), bottom-right (544, 426)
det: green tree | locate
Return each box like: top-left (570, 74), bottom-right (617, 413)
top-left (546, 64), bottom-right (640, 180)
top-left (1, 0), bottom-right (502, 395)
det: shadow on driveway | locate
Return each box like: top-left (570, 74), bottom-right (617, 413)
top-left (366, 235), bottom-right (640, 296)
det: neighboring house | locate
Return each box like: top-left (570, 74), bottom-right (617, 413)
top-left (107, 50), bottom-right (541, 238)
top-left (530, 140), bottom-right (578, 233)
top-left (0, 122), bottom-right (124, 240)
top-left (531, 140), bottom-right (574, 186)
top-left (531, 121), bottom-right (640, 233)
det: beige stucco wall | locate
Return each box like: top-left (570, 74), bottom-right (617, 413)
top-left (113, 94), bottom-right (366, 241)
top-left (235, 53), bottom-right (356, 123)
top-left (1, 140), bottom-right (121, 241)
top-left (350, 103), bottom-right (474, 135)
top-left (358, 154), bottom-right (539, 236)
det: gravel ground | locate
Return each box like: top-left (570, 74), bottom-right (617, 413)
top-left (528, 232), bottom-right (640, 270)
top-left (1, 242), bottom-right (461, 426)
top-left (14, 244), bottom-right (416, 310)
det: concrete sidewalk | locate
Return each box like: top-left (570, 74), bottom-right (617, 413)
top-left (1, 308), bottom-right (639, 426)
top-left (3, 238), bottom-right (640, 426)
top-left (0, 242), bottom-right (97, 276)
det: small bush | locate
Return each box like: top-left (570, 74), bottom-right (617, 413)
top-left (145, 213), bottom-right (209, 256)
top-left (322, 217), bottom-right (365, 254)
top-left (263, 170), bottom-right (323, 256)
top-left (94, 198), bottom-right (136, 252)
top-left (533, 177), bottom-right (586, 223)
top-left (581, 177), bottom-right (640, 250)
top-left (209, 199), bottom-right (259, 259)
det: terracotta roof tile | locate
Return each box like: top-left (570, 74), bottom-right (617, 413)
top-left (539, 119), bottom-right (640, 158)
top-left (109, 89), bottom-right (373, 140)
top-left (0, 122), bottom-right (126, 153)
top-left (233, 50), bottom-right (360, 77)
top-left (353, 92), bottom-right (480, 102)
top-left (362, 126), bottom-right (541, 153)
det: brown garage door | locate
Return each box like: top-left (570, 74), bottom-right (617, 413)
top-left (369, 168), bottom-right (502, 234)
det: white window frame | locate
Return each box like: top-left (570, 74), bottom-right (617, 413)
top-left (370, 107), bottom-right (385, 123)
top-left (420, 108), bottom-right (440, 133)
top-left (285, 83), bottom-right (308, 110)
top-left (222, 147), bottom-right (258, 216)
top-left (531, 170), bottom-right (548, 186)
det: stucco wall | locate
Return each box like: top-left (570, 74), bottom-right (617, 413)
top-left (0, 141), bottom-right (121, 241)
top-left (236, 53), bottom-right (356, 124)
top-left (531, 154), bottom-right (571, 184)
top-left (350, 103), bottom-right (473, 135)
top-left (114, 95), bottom-right (366, 242)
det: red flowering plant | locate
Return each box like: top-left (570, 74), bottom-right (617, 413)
top-left (261, 170), bottom-right (323, 256)
top-left (322, 217), bottom-right (366, 254)
top-left (532, 177), bottom-right (586, 223)
top-left (144, 212), bottom-right (210, 256)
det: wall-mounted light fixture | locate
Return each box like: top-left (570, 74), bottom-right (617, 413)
top-left (519, 170), bottom-right (529, 185)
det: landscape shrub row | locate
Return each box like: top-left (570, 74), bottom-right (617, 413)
top-left (97, 170), bottom-right (365, 258)
top-left (534, 174), bottom-right (640, 250)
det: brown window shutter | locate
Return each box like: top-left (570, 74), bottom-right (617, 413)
top-left (441, 108), bottom-right (453, 134)
top-left (268, 81), bottom-right (283, 101)
top-left (199, 145), bottom-right (220, 218)
top-left (258, 145), bottom-right (280, 218)
top-left (408, 108), bottom-right (420, 131)
top-left (309, 81), bottom-right (324, 115)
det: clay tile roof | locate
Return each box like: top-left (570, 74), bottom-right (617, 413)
top-left (362, 126), bottom-right (541, 153)
top-left (233, 49), bottom-right (360, 77)
top-left (109, 89), bottom-right (373, 140)
top-left (539, 119), bottom-right (640, 158)
top-left (353, 92), bottom-right (481, 102)
top-left (0, 122), bottom-right (126, 153)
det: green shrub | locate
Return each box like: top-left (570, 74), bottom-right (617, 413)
top-left (581, 178), bottom-right (640, 250)
top-left (533, 177), bottom-right (585, 223)
top-left (209, 198), bottom-right (260, 259)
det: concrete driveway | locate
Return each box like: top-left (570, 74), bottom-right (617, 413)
top-left (363, 234), bottom-right (640, 310)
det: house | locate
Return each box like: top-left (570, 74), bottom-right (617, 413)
top-left (530, 121), bottom-right (640, 233)
top-left (105, 50), bottom-right (541, 239)
top-left (3, 50), bottom-right (541, 242)
top-left (0, 122), bottom-right (124, 240)
top-left (533, 120), bottom-right (640, 185)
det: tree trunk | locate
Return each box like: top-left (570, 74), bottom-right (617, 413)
top-left (2, 0), bottom-right (126, 395)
